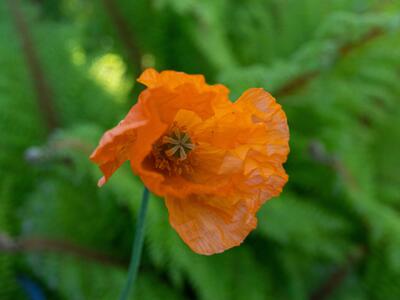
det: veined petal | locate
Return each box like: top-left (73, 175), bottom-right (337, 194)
top-left (90, 104), bottom-right (148, 186)
top-left (138, 68), bottom-right (230, 97)
top-left (138, 69), bottom-right (231, 119)
top-left (165, 195), bottom-right (257, 255)
top-left (236, 88), bottom-right (289, 160)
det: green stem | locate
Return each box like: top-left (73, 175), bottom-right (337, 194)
top-left (119, 187), bottom-right (149, 300)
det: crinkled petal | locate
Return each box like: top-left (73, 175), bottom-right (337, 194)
top-left (138, 68), bottom-right (229, 97)
top-left (138, 68), bottom-right (204, 89)
top-left (236, 88), bottom-right (289, 160)
top-left (90, 104), bottom-right (148, 186)
top-left (165, 195), bottom-right (257, 255)
top-left (235, 88), bottom-right (290, 202)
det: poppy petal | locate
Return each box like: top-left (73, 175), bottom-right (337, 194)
top-left (165, 195), bottom-right (257, 255)
top-left (138, 68), bottom-right (205, 90)
top-left (138, 68), bottom-right (229, 97)
top-left (90, 105), bottom-right (148, 186)
top-left (236, 88), bottom-right (289, 160)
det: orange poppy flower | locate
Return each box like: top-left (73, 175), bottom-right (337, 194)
top-left (90, 69), bottom-right (289, 255)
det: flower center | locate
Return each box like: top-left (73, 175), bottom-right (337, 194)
top-left (162, 127), bottom-right (195, 161)
top-left (152, 127), bottom-right (195, 175)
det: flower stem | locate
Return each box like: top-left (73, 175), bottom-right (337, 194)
top-left (119, 187), bottom-right (149, 300)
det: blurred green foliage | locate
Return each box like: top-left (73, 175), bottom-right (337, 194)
top-left (1, 0), bottom-right (400, 299)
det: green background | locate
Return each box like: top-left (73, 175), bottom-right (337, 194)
top-left (1, 0), bottom-right (400, 299)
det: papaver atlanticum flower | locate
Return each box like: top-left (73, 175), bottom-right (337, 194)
top-left (90, 69), bottom-right (289, 255)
